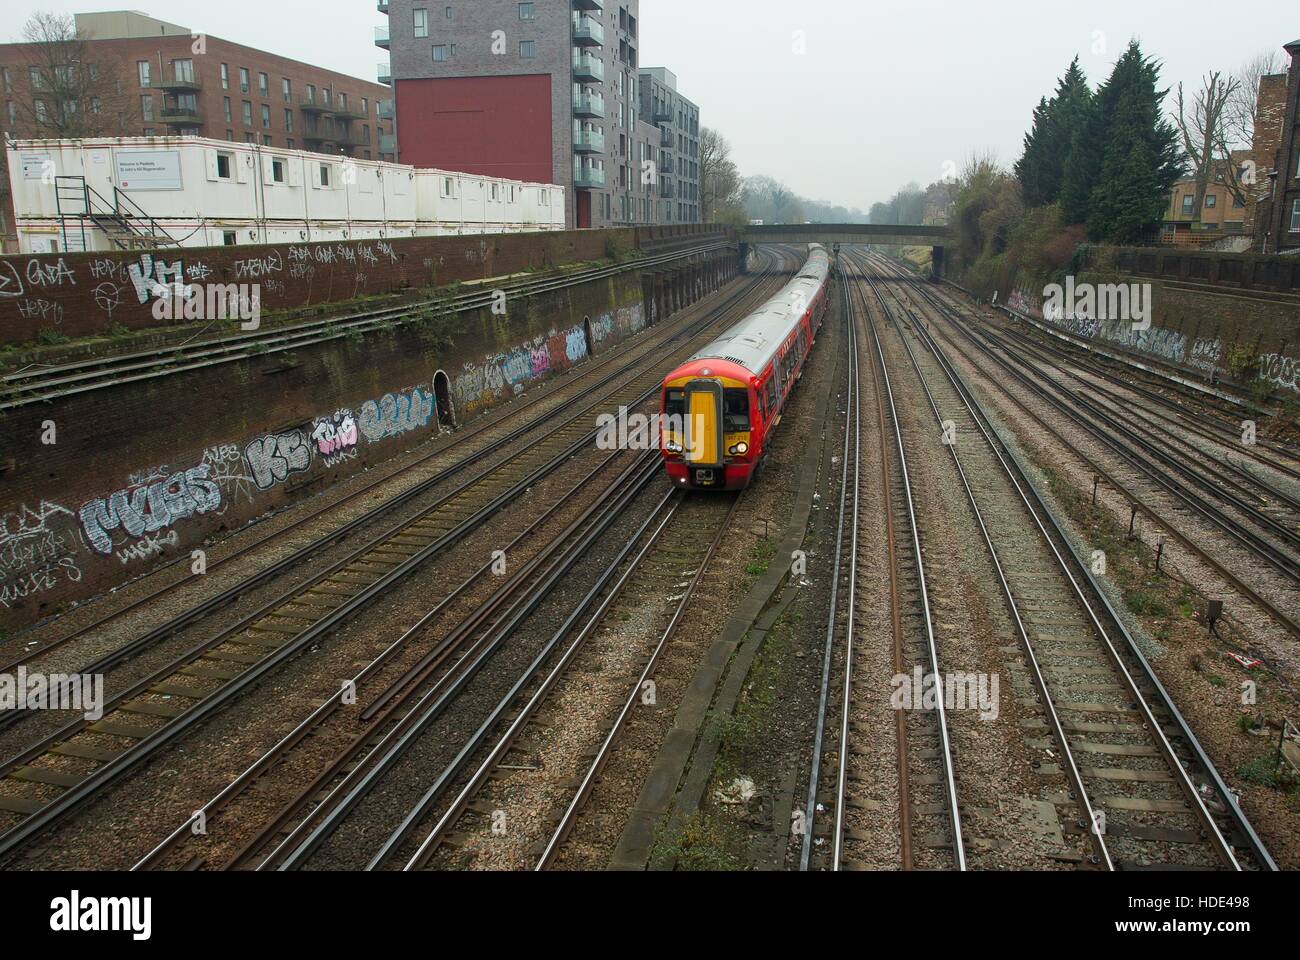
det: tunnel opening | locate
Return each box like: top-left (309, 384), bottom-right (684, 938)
top-left (583, 316), bottom-right (595, 359)
top-left (433, 369), bottom-right (456, 429)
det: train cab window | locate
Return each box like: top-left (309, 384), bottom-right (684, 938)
top-left (724, 389), bottom-right (750, 432)
top-left (664, 388), bottom-right (686, 418)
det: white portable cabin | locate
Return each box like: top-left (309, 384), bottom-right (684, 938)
top-left (6, 135), bottom-right (566, 252)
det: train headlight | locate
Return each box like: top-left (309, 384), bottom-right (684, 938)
top-left (729, 442), bottom-right (750, 456)
top-left (665, 441), bottom-right (683, 454)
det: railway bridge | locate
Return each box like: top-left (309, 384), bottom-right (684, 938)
top-left (740, 223), bottom-right (953, 277)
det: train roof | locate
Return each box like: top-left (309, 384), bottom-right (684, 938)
top-left (689, 245), bottom-right (830, 376)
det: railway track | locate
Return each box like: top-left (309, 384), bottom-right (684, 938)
top-left (0, 242), bottom-right (731, 411)
top-left (0, 250), bottom-right (797, 865)
top-left (397, 490), bottom-right (740, 871)
top-left (854, 251), bottom-right (1275, 871)
top-left (802, 261), bottom-right (965, 872)
top-left (874, 258), bottom-right (1300, 639)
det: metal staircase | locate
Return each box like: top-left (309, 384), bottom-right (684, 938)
top-left (55, 176), bottom-right (179, 251)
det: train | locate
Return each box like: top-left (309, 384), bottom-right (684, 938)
top-left (660, 244), bottom-right (832, 490)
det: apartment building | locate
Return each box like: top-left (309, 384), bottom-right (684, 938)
top-left (1162, 154), bottom-right (1252, 241)
top-left (0, 12), bottom-right (396, 159)
top-left (381, 0), bottom-right (699, 228)
top-left (638, 67), bottom-right (700, 224)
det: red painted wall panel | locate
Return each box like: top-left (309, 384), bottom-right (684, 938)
top-left (395, 74), bottom-right (554, 184)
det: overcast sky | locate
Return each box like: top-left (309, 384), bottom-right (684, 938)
top-left (6, 0), bottom-right (1294, 211)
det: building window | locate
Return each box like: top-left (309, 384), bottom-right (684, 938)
top-left (173, 59), bottom-right (195, 83)
top-left (445, 6), bottom-right (452, 18)
top-left (223, 230), bottom-right (237, 245)
top-left (320, 163), bottom-right (331, 187)
top-left (284, 108), bottom-right (293, 131)
top-left (338, 92), bottom-right (347, 110)
top-left (282, 78), bottom-right (291, 102)
top-left (286, 138), bottom-right (294, 149)
top-left (1204, 194), bottom-right (1217, 209)
top-left (519, 41), bottom-right (536, 59)
top-left (221, 63), bottom-right (229, 89)
top-left (245, 132), bottom-right (256, 143)
top-left (261, 103), bottom-right (271, 127)
top-left (362, 97), bottom-right (369, 114)
top-left (140, 95), bottom-right (154, 120)
top-left (239, 67), bottom-right (250, 93)
top-left (519, 2), bottom-right (535, 18)
top-left (1291, 200), bottom-right (1300, 232)
top-left (1181, 196), bottom-right (1194, 216)
top-left (226, 129), bottom-right (233, 140)
top-left (442, 176), bottom-right (454, 197)
top-left (263, 134), bottom-right (272, 146)
top-left (136, 61), bottom-right (150, 87)
top-left (1, 68), bottom-right (10, 93)
top-left (433, 45), bottom-right (449, 62)
top-left (414, 8), bottom-right (428, 37)
top-left (242, 100), bottom-right (253, 125)
top-left (258, 72), bottom-right (269, 96)
top-left (6, 102), bottom-right (15, 125)
top-left (306, 83), bottom-right (315, 103)
top-left (142, 127), bottom-right (155, 137)
top-left (362, 123), bottom-right (369, 140)
top-left (223, 97), bottom-right (232, 121)
top-left (216, 152), bottom-right (233, 178)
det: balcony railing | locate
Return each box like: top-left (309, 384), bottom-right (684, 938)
top-left (573, 0), bottom-right (603, 11)
top-left (377, 99), bottom-right (394, 120)
top-left (334, 103), bottom-right (369, 121)
top-left (573, 92), bottom-right (605, 118)
top-left (660, 126), bottom-right (673, 147)
top-left (379, 134), bottom-right (397, 154)
top-left (300, 96), bottom-right (333, 114)
top-left (375, 26), bottom-right (390, 49)
top-left (572, 53), bottom-right (604, 82)
top-left (660, 181), bottom-right (675, 199)
top-left (377, 0), bottom-right (389, 12)
top-left (574, 162), bottom-right (606, 189)
top-left (574, 128), bottom-right (605, 153)
top-left (378, 62), bottom-right (392, 85)
top-left (160, 106), bottom-right (203, 125)
top-left (147, 70), bottom-right (201, 92)
top-left (572, 15), bottom-right (604, 46)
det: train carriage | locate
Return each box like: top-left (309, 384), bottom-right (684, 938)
top-left (661, 244), bottom-right (832, 490)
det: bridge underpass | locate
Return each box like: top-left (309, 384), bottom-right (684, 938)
top-left (739, 223), bottom-right (953, 277)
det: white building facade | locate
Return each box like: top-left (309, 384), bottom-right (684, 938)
top-left (6, 136), bottom-right (566, 253)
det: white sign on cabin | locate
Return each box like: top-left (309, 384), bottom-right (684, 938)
top-left (115, 150), bottom-right (184, 190)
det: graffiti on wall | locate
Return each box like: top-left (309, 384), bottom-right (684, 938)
top-left (358, 388), bottom-right (434, 442)
top-left (1258, 353), bottom-right (1300, 395)
top-left (312, 410), bottom-right (360, 467)
top-left (0, 501), bottom-right (83, 609)
top-left (79, 464), bottom-right (222, 557)
top-left (245, 431), bottom-right (313, 491)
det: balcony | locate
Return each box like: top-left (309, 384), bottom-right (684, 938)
top-left (300, 96), bottom-right (334, 115)
top-left (378, 62), bottom-right (392, 85)
top-left (160, 106), bottom-right (203, 125)
top-left (148, 70), bottom-right (201, 93)
top-left (573, 0), bottom-right (603, 10)
top-left (375, 26), bottom-right (389, 49)
top-left (652, 103), bottom-right (672, 123)
top-left (660, 181), bottom-right (675, 199)
top-left (572, 16), bottom-right (604, 46)
top-left (574, 128), bottom-right (605, 153)
top-left (572, 53), bottom-right (604, 82)
top-left (377, 99), bottom-right (394, 120)
top-left (573, 161), bottom-right (605, 189)
top-left (573, 92), bottom-right (605, 118)
top-left (334, 103), bottom-right (369, 121)
top-left (660, 126), bottom-right (673, 147)
top-left (377, 0), bottom-right (389, 11)
top-left (379, 134), bottom-right (397, 154)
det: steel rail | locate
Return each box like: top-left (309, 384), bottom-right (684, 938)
top-left (857, 258), bottom-right (968, 871)
top-left (879, 259), bottom-right (1257, 870)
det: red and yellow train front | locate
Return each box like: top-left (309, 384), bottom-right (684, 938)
top-left (660, 359), bottom-right (759, 491)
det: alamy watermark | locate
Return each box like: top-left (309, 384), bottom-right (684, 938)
top-left (890, 667), bottom-right (1000, 722)
top-left (1043, 277), bottom-right (1152, 331)
top-left (150, 281), bottom-right (262, 331)
top-left (1, 668), bottom-right (104, 721)
top-left (596, 406), bottom-right (708, 453)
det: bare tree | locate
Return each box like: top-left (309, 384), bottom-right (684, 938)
top-left (1225, 49), bottom-right (1285, 149)
top-left (1174, 72), bottom-right (1239, 223)
top-left (5, 12), bottom-right (139, 139)
top-left (699, 126), bottom-right (744, 224)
